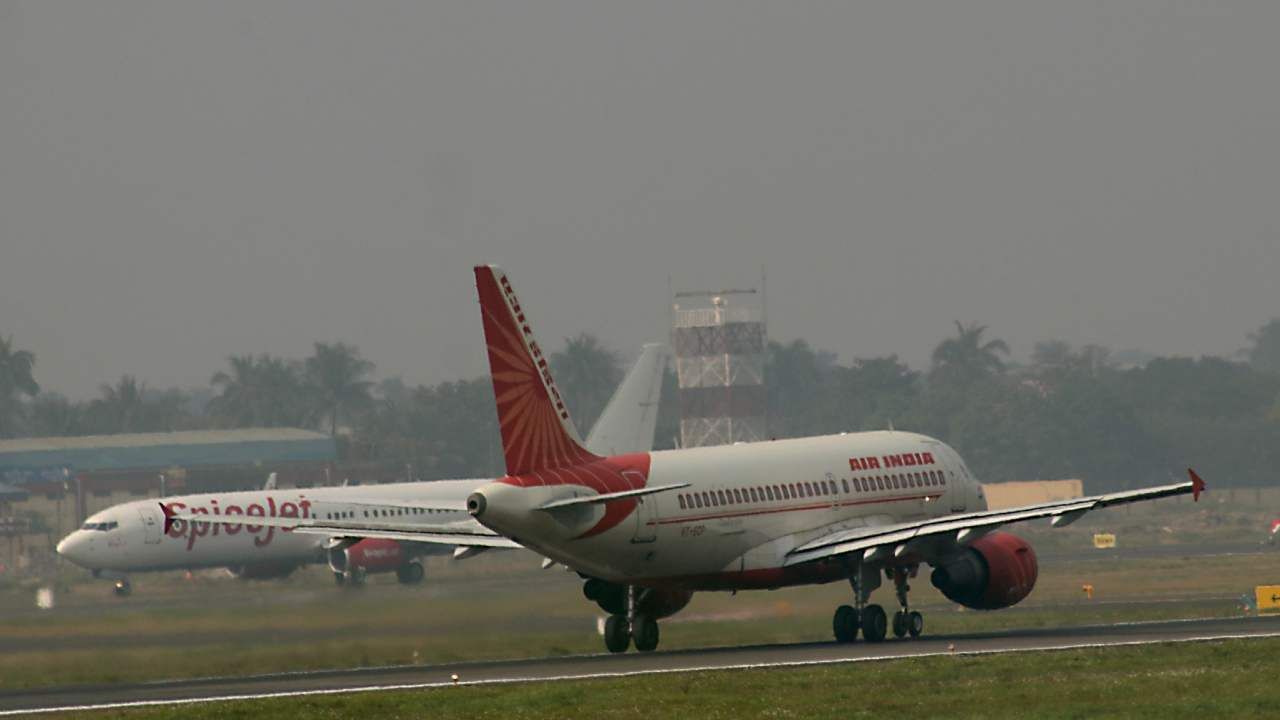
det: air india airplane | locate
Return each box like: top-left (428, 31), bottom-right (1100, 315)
top-left (58, 342), bottom-right (667, 596)
top-left (171, 265), bottom-right (1205, 653)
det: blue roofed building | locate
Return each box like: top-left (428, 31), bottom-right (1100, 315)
top-left (0, 429), bottom-right (337, 521)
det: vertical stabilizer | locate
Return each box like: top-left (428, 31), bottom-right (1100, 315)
top-left (474, 265), bottom-right (600, 476)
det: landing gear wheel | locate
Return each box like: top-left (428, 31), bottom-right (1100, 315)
top-left (833, 604), bottom-right (859, 643)
top-left (632, 614), bottom-right (660, 652)
top-left (604, 614), bottom-right (631, 653)
top-left (908, 611), bottom-right (924, 638)
top-left (861, 604), bottom-right (888, 643)
top-left (395, 561), bottom-right (425, 584)
top-left (892, 611), bottom-right (908, 638)
top-left (333, 572), bottom-right (346, 586)
top-left (113, 579), bottom-right (132, 597)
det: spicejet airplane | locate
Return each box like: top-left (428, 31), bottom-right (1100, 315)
top-left (171, 265), bottom-right (1205, 653)
top-left (57, 342), bottom-right (668, 596)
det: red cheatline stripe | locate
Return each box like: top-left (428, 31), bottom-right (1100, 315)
top-left (655, 494), bottom-right (937, 525)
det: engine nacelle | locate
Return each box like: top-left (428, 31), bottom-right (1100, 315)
top-left (227, 561), bottom-right (301, 580)
top-left (930, 531), bottom-right (1038, 610)
top-left (329, 538), bottom-right (404, 574)
top-left (583, 578), bottom-right (693, 619)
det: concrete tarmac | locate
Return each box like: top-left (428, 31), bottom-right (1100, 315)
top-left (4, 615), bottom-right (1280, 716)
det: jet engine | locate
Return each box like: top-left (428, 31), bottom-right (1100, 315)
top-left (930, 531), bottom-right (1038, 610)
top-left (329, 538), bottom-right (403, 573)
top-left (583, 578), bottom-right (693, 619)
top-left (328, 538), bottom-right (424, 584)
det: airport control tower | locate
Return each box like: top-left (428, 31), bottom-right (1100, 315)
top-left (671, 285), bottom-right (767, 448)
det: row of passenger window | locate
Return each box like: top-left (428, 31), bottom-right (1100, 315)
top-left (675, 469), bottom-right (947, 512)
top-left (322, 507), bottom-right (453, 521)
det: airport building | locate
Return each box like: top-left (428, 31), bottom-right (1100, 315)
top-left (0, 428), bottom-right (338, 524)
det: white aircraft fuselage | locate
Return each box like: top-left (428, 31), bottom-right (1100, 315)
top-left (471, 431), bottom-right (981, 590)
top-left (58, 480), bottom-right (480, 574)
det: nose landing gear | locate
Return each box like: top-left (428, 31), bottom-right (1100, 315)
top-left (889, 566), bottom-right (924, 639)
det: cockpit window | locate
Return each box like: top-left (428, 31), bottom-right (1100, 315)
top-left (80, 521), bottom-right (119, 531)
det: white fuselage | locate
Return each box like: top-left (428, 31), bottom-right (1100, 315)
top-left (57, 480), bottom-right (483, 574)
top-left (473, 431), bottom-right (986, 590)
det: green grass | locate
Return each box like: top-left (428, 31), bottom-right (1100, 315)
top-left (54, 637), bottom-right (1280, 719)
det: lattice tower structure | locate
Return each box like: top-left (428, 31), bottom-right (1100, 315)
top-left (671, 295), bottom-right (766, 447)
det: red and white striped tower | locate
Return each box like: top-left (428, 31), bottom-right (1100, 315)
top-left (671, 287), bottom-right (767, 448)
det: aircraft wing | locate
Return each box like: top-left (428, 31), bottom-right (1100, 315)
top-left (784, 469), bottom-right (1204, 567)
top-left (163, 502), bottom-right (522, 549)
top-left (584, 343), bottom-right (667, 456)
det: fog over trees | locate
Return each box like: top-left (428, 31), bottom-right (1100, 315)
top-left (2, 320), bottom-right (1279, 492)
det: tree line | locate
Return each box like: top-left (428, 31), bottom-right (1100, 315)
top-left (2, 320), bottom-right (1279, 492)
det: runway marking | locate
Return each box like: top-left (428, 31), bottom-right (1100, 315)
top-left (7, 629), bottom-right (1280, 716)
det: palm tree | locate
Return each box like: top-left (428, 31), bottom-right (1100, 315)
top-left (550, 333), bottom-right (622, 436)
top-left (210, 354), bottom-right (313, 428)
top-left (1247, 319), bottom-right (1280, 374)
top-left (0, 335), bottom-right (39, 437)
top-left (930, 321), bottom-right (1010, 385)
top-left (305, 342), bottom-right (375, 436)
top-left (89, 375), bottom-right (147, 433)
top-left (209, 355), bottom-right (259, 426)
top-left (27, 393), bottom-right (84, 436)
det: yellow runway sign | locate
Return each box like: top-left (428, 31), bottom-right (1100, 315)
top-left (1256, 586), bottom-right (1280, 613)
top-left (1092, 533), bottom-right (1116, 549)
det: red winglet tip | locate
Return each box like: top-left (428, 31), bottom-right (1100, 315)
top-left (1188, 468), bottom-right (1205, 502)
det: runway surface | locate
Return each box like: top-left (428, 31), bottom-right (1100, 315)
top-left (5, 615), bottom-right (1280, 715)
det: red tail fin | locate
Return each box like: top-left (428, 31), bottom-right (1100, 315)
top-left (474, 265), bottom-right (600, 476)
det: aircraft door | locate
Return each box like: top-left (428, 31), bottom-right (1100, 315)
top-left (948, 470), bottom-right (967, 513)
top-left (626, 470), bottom-right (658, 544)
top-left (138, 506), bottom-right (162, 544)
top-left (946, 456), bottom-right (970, 513)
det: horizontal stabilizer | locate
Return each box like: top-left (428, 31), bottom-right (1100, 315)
top-left (537, 482), bottom-right (690, 511)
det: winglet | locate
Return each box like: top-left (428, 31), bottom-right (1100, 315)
top-left (1188, 468), bottom-right (1205, 502)
top-left (160, 503), bottom-right (176, 534)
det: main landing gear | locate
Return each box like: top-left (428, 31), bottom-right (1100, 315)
top-left (113, 578), bottom-right (132, 597)
top-left (832, 565), bottom-right (922, 643)
top-left (600, 584), bottom-right (660, 653)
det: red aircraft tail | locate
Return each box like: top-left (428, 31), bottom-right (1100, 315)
top-left (474, 265), bottom-right (600, 476)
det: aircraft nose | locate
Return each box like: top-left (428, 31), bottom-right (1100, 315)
top-left (56, 532), bottom-right (92, 567)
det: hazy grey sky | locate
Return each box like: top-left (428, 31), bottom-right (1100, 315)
top-left (2, 2), bottom-right (1277, 398)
